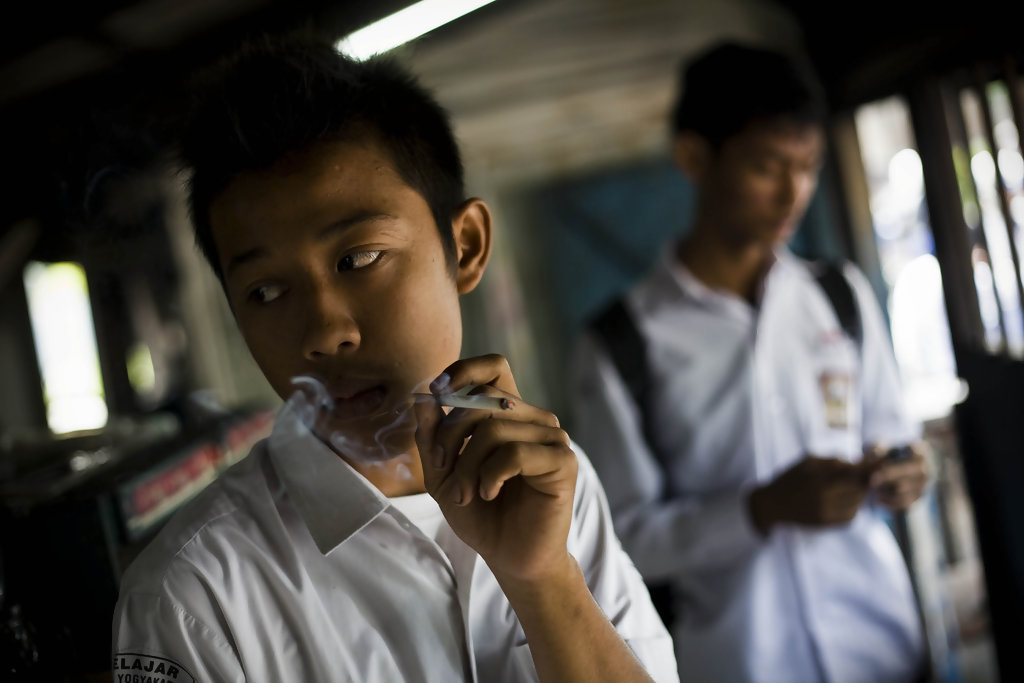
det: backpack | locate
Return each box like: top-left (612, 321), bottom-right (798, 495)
top-left (586, 259), bottom-right (861, 629)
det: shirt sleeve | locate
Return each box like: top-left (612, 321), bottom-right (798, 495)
top-left (567, 328), bottom-right (763, 580)
top-left (566, 442), bottom-right (680, 683)
top-left (112, 590), bottom-right (244, 683)
top-left (843, 262), bottom-right (922, 446)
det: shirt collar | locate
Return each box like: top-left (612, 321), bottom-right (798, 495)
top-left (663, 251), bottom-right (713, 302)
top-left (659, 243), bottom-right (796, 304)
top-left (268, 401), bottom-right (390, 555)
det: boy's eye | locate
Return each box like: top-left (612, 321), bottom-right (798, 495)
top-left (337, 250), bottom-right (383, 272)
top-left (751, 158), bottom-right (783, 175)
top-left (249, 283), bottom-right (285, 304)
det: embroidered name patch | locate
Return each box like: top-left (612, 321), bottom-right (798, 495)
top-left (112, 653), bottom-right (195, 683)
top-left (819, 371), bottom-right (851, 429)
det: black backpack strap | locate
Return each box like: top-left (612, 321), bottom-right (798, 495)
top-left (812, 260), bottom-right (862, 348)
top-left (590, 297), bottom-right (652, 428)
top-left (810, 259), bottom-right (930, 646)
top-left (587, 296), bottom-right (676, 629)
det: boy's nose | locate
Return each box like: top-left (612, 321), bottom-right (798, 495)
top-left (302, 286), bottom-right (359, 359)
top-left (776, 172), bottom-right (798, 207)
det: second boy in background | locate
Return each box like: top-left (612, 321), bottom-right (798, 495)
top-left (570, 41), bottom-right (931, 683)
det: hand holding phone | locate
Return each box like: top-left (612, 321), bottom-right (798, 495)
top-left (885, 445), bottom-right (913, 462)
top-left (872, 443), bottom-right (929, 511)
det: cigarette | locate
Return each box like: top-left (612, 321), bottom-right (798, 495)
top-left (436, 390), bottom-right (515, 411)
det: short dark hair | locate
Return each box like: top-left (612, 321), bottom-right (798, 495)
top-left (178, 35), bottom-right (463, 279)
top-left (670, 41), bottom-right (827, 147)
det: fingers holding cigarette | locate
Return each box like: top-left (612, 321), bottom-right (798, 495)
top-left (412, 391), bottom-right (574, 505)
top-left (409, 385), bottom-right (515, 414)
top-left (423, 385), bottom-right (557, 467)
top-left (452, 420), bottom-right (574, 505)
top-left (412, 353), bottom-right (567, 488)
top-left (410, 354), bottom-right (578, 578)
top-left (428, 383), bottom-right (559, 430)
top-left (436, 384), bottom-right (516, 411)
top-left (425, 355), bottom-right (557, 428)
top-left (431, 354), bottom-right (521, 401)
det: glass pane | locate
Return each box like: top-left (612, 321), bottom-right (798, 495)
top-left (960, 84), bottom-right (1024, 356)
top-left (22, 261), bottom-right (108, 434)
top-left (853, 96), bottom-right (962, 422)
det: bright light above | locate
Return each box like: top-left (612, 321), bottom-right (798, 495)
top-left (335, 0), bottom-right (498, 60)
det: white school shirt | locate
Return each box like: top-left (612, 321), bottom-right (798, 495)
top-left (112, 400), bottom-right (678, 683)
top-left (568, 248), bottom-right (926, 683)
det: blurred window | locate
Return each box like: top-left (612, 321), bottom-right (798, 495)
top-left (854, 97), bottom-right (964, 423)
top-left (22, 261), bottom-right (108, 434)
top-left (958, 81), bottom-right (1024, 356)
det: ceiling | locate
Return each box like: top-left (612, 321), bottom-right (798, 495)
top-left (0, 0), bottom-right (397, 109)
top-left (1, 0), bottom-right (1023, 236)
top-left (3, 0), bottom-right (1020, 115)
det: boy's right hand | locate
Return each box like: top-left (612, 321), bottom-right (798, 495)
top-left (864, 442), bottom-right (930, 511)
top-left (412, 354), bottom-right (579, 584)
top-left (747, 455), bottom-right (880, 536)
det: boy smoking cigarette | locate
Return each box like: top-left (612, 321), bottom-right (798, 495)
top-left (110, 35), bottom-right (676, 682)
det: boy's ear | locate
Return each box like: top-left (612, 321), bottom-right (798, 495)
top-left (451, 198), bottom-right (492, 294)
top-left (671, 131), bottom-right (712, 181)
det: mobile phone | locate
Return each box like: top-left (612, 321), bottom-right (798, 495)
top-left (885, 445), bottom-right (913, 462)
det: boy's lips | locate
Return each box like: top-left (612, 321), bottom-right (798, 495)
top-left (328, 384), bottom-right (388, 421)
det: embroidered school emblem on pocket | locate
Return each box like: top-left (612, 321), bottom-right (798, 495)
top-left (819, 371), bottom-right (851, 429)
